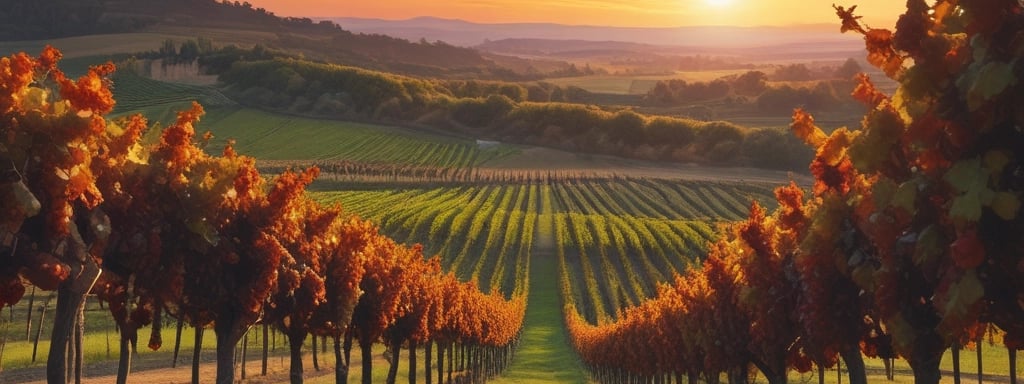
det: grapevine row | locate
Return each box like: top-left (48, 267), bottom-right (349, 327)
top-left (0, 48), bottom-right (525, 384)
top-left (567, 3), bottom-right (1024, 383)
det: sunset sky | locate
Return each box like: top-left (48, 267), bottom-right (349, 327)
top-left (248, 0), bottom-right (905, 27)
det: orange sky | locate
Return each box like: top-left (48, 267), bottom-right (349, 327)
top-left (247, 0), bottom-right (905, 27)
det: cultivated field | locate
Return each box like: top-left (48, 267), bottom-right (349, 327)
top-left (544, 70), bottom-right (751, 95)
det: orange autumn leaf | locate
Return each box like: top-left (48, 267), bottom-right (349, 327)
top-left (864, 28), bottom-right (905, 77)
top-left (851, 73), bottom-right (888, 107)
top-left (791, 108), bottom-right (827, 148)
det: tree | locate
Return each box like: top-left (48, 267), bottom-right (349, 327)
top-left (138, 102), bottom-right (306, 384)
top-left (90, 110), bottom-right (169, 383)
top-left (834, 58), bottom-right (862, 79)
top-left (793, 2), bottom-right (1023, 382)
top-left (309, 216), bottom-right (372, 384)
top-left (732, 70), bottom-right (768, 96)
top-left (772, 64), bottom-right (812, 81)
top-left (262, 173), bottom-right (333, 384)
top-left (568, 3), bottom-right (1023, 384)
top-left (349, 236), bottom-right (415, 384)
top-left (0, 46), bottom-right (134, 384)
top-left (605, 110), bottom-right (647, 147)
top-left (2, 45), bottom-right (529, 384)
top-left (732, 202), bottom-right (807, 384)
top-left (178, 40), bottom-right (201, 63)
top-left (160, 39), bottom-right (177, 58)
top-left (383, 255), bottom-right (441, 384)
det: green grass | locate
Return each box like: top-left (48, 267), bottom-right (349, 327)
top-left (490, 247), bottom-right (586, 383)
top-left (111, 72), bottom-right (235, 116)
top-left (105, 74), bottom-right (519, 170)
top-left (194, 107), bottom-right (518, 166)
top-left (0, 297), bottom-right (288, 372)
top-left (775, 347), bottom-right (1023, 384)
top-left (491, 186), bottom-right (586, 384)
top-left (544, 70), bottom-right (752, 95)
top-left (0, 33), bottom-right (182, 60)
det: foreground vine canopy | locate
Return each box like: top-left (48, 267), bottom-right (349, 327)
top-left (1, 47), bottom-right (526, 384)
top-left (0, 45), bottom-right (144, 383)
top-left (569, 1), bottom-right (1023, 384)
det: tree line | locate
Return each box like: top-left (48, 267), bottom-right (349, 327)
top-left (643, 60), bottom-right (866, 113)
top-left (0, 47), bottom-right (524, 384)
top-left (212, 56), bottom-right (813, 171)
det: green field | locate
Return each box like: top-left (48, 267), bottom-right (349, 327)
top-left (545, 70), bottom-right (751, 95)
top-left (201, 108), bottom-right (517, 166)
top-left (107, 74), bottom-right (520, 168)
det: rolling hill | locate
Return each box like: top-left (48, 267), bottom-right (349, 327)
top-left (0, 0), bottom-right (570, 80)
top-left (327, 16), bottom-right (865, 61)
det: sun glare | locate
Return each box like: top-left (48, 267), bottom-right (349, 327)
top-left (704, 0), bottom-right (734, 8)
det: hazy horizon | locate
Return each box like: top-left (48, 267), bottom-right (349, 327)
top-left (319, 14), bottom-right (849, 29)
top-left (320, 15), bottom-right (865, 49)
top-left (248, 0), bottom-right (904, 28)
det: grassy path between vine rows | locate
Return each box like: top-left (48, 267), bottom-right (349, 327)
top-left (491, 209), bottom-right (588, 384)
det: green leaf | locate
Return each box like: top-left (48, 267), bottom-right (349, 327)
top-left (105, 120), bottom-right (124, 136)
top-left (848, 108), bottom-right (904, 173)
top-left (851, 264), bottom-right (876, 292)
top-left (959, 60), bottom-right (1017, 111)
top-left (891, 179), bottom-right (918, 213)
top-left (983, 150), bottom-right (1011, 175)
top-left (950, 192), bottom-right (983, 222)
top-left (54, 100), bottom-right (69, 116)
top-left (944, 159), bottom-right (985, 193)
top-left (913, 225), bottom-right (943, 267)
top-left (991, 191), bottom-right (1021, 220)
top-left (186, 219), bottom-right (220, 246)
top-left (887, 313), bottom-right (916, 358)
top-left (871, 177), bottom-right (897, 209)
top-left (22, 87), bottom-right (48, 111)
top-left (11, 180), bottom-right (41, 217)
top-left (945, 158), bottom-right (995, 223)
top-left (941, 269), bottom-right (984, 323)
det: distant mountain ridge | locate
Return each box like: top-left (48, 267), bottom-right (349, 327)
top-left (325, 16), bottom-right (861, 49)
top-left (0, 1), bottom-right (572, 80)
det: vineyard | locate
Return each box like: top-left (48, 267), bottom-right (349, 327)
top-left (201, 108), bottom-right (517, 166)
top-left (110, 72), bottom-right (236, 122)
top-left (4, 1), bottom-right (1024, 383)
top-left (2, 43), bottom-right (799, 384)
top-left (314, 178), bottom-right (778, 323)
top-left (109, 72), bottom-right (520, 168)
top-left (0, 49), bottom-right (525, 384)
top-left (564, 2), bottom-right (1024, 384)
